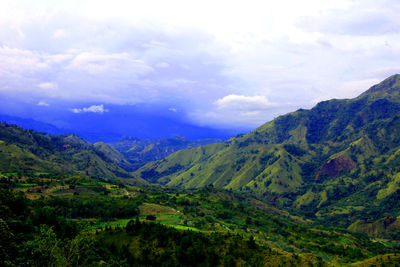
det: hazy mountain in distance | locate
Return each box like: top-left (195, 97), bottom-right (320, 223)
top-left (0, 105), bottom-right (240, 143)
top-left (109, 136), bottom-right (223, 171)
top-left (0, 114), bottom-right (65, 136)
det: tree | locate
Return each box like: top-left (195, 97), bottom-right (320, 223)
top-left (23, 226), bottom-right (64, 267)
top-left (146, 215), bottom-right (156, 221)
top-left (0, 218), bottom-right (16, 265)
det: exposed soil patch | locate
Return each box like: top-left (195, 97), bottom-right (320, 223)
top-left (316, 155), bottom-right (356, 180)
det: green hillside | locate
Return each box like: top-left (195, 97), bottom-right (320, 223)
top-left (93, 141), bottom-right (137, 171)
top-left (1, 183), bottom-right (395, 266)
top-left (110, 136), bottom-right (223, 170)
top-left (0, 123), bottom-right (142, 182)
top-left (134, 74), bottom-right (400, 237)
top-left (2, 78), bottom-right (400, 265)
top-left (2, 75), bottom-right (400, 265)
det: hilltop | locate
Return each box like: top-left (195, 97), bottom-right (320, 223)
top-left (0, 122), bottom-right (144, 183)
top-left (134, 74), bottom-right (400, 236)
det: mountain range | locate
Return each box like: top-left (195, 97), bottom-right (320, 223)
top-left (133, 74), bottom-right (400, 236)
top-left (0, 104), bottom-right (237, 143)
top-left (106, 136), bottom-right (223, 171)
top-left (0, 123), bottom-right (139, 182)
top-left (2, 74), bottom-right (400, 265)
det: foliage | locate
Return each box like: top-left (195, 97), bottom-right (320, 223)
top-left (132, 74), bottom-right (400, 240)
top-left (3, 75), bottom-right (400, 265)
top-left (0, 122), bottom-right (133, 180)
top-left (110, 136), bottom-right (222, 171)
top-left (37, 195), bottom-right (140, 220)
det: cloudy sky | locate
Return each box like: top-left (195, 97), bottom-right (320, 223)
top-left (0, 0), bottom-right (400, 134)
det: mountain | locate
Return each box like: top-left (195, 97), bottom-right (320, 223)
top-left (133, 74), bottom-right (400, 235)
top-left (0, 114), bottom-right (65, 136)
top-left (2, 76), bottom-right (400, 265)
top-left (59, 108), bottom-right (234, 143)
top-left (0, 122), bottom-right (143, 182)
top-left (93, 141), bottom-right (137, 171)
top-left (109, 136), bottom-right (223, 171)
top-left (0, 104), bottom-right (239, 143)
top-left (0, 116), bottom-right (225, 172)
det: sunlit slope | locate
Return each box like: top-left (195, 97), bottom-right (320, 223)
top-left (136, 75), bottom-right (400, 190)
top-left (110, 136), bottom-right (223, 170)
top-left (0, 123), bottom-right (141, 181)
top-left (134, 75), bottom-right (400, 236)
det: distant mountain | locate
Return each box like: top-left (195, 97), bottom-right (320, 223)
top-left (0, 122), bottom-right (144, 183)
top-left (93, 141), bottom-right (137, 171)
top-left (63, 108), bottom-right (236, 142)
top-left (0, 114), bottom-right (64, 136)
top-left (0, 106), bottom-right (239, 143)
top-left (133, 74), bottom-right (400, 236)
top-left (0, 116), bottom-right (225, 174)
top-left (109, 136), bottom-right (223, 171)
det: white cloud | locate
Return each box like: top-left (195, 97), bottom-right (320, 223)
top-left (51, 29), bottom-right (67, 39)
top-left (185, 94), bottom-right (284, 129)
top-left (168, 107), bottom-right (177, 112)
top-left (156, 62), bottom-right (169, 68)
top-left (335, 79), bottom-right (382, 99)
top-left (161, 78), bottom-right (197, 88)
top-left (67, 52), bottom-right (153, 75)
top-left (0, 46), bottom-right (72, 81)
top-left (216, 95), bottom-right (275, 111)
top-left (37, 100), bottom-right (50, 106)
top-left (241, 111), bottom-right (261, 117)
top-left (71, 104), bottom-right (108, 114)
top-left (297, 3), bottom-right (400, 36)
top-left (0, 0), bottom-right (399, 130)
top-left (38, 82), bottom-right (58, 90)
top-left (0, 46), bottom-right (49, 74)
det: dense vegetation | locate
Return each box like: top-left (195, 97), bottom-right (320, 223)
top-left (134, 74), bottom-right (400, 239)
top-left (2, 180), bottom-right (398, 266)
top-left (107, 136), bottom-right (222, 171)
top-left (2, 75), bottom-right (400, 265)
top-left (1, 187), bottom-right (328, 266)
top-left (0, 122), bottom-right (140, 181)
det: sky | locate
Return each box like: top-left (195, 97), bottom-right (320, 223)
top-left (0, 0), bottom-right (400, 137)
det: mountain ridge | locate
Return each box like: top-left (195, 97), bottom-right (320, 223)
top-left (109, 136), bottom-right (223, 171)
top-left (0, 122), bottom-right (144, 183)
top-left (132, 74), bottom-right (400, 237)
top-left (362, 74), bottom-right (400, 95)
top-left (2, 75), bottom-right (400, 264)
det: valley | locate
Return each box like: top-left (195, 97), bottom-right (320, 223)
top-left (2, 75), bottom-right (400, 266)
